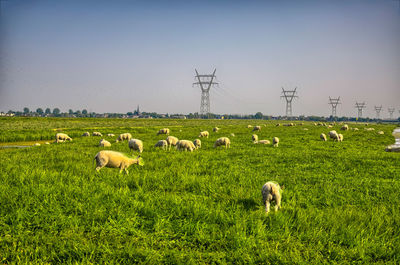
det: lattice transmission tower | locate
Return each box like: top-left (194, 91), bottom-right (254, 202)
top-left (281, 87), bottom-right (298, 117)
top-left (374, 106), bottom-right (382, 119)
top-left (355, 102), bottom-right (366, 119)
top-left (328, 96), bottom-right (341, 117)
top-left (193, 69), bottom-right (218, 116)
top-left (388, 108), bottom-right (395, 119)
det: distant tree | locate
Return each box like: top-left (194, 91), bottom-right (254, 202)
top-left (127, 112), bottom-right (133, 116)
top-left (23, 107), bottom-right (30, 114)
top-left (255, 112), bottom-right (263, 119)
top-left (69, 109), bottom-right (73, 115)
top-left (45, 108), bottom-right (51, 114)
top-left (75, 110), bottom-right (81, 116)
top-left (82, 109), bottom-right (88, 115)
top-left (36, 108), bottom-right (44, 115)
top-left (53, 108), bottom-right (60, 116)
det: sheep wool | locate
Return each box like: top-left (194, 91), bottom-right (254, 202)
top-left (257, 140), bottom-right (271, 145)
top-left (213, 127), bottom-right (220, 132)
top-left (166, 136), bottom-right (179, 150)
top-left (107, 133), bottom-right (115, 137)
top-left (252, 134), bottom-right (258, 143)
top-left (92, 132), bottom-right (102, 137)
top-left (55, 133), bottom-right (72, 143)
top-left (99, 139), bottom-right (111, 147)
top-left (320, 133), bottom-right (327, 141)
top-left (176, 140), bottom-right (196, 152)
top-left (94, 150), bottom-right (143, 174)
top-left (82, 132), bottom-right (90, 137)
top-left (272, 137), bottom-right (279, 147)
top-left (198, 131), bottom-right (209, 138)
top-left (157, 128), bottom-right (170, 135)
top-left (341, 125), bottom-right (349, 131)
top-left (214, 137), bottom-right (230, 148)
top-left (193, 139), bottom-right (201, 149)
top-left (155, 140), bottom-right (168, 150)
top-left (129, 139), bottom-right (144, 153)
top-left (262, 181), bottom-right (282, 213)
top-left (116, 133), bottom-right (132, 142)
top-left (252, 126), bottom-right (261, 132)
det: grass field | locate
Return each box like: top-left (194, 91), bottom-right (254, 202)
top-left (0, 117), bottom-right (399, 264)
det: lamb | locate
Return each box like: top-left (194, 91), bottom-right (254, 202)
top-left (320, 133), bottom-right (327, 141)
top-left (377, 131), bottom-right (384, 135)
top-left (198, 131), bottom-right (209, 138)
top-left (129, 139), bottom-right (143, 153)
top-left (176, 140), bottom-right (196, 151)
top-left (92, 132), bottom-right (102, 136)
top-left (82, 132), bottom-right (90, 137)
top-left (94, 150), bottom-right (144, 174)
top-left (252, 126), bottom-right (261, 132)
top-left (55, 133), bottom-right (72, 143)
top-left (193, 139), bottom-right (201, 149)
top-left (213, 127), bottom-right (220, 132)
top-left (341, 125), bottom-right (349, 131)
top-left (107, 133), bottom-right (115, 137)
top-left (157, 128), bottom-right (170, 135)
top-left (166, 136), bottom-right (179, 150)
top-left (272, 137), bottom-right (279, 147)
top-left (365, 128), bottom-right (375, 131)
top-left (99, 139), bottom-right (111, 147)
top-left (257, 140), bottom-right (271, 145)
top-left (214, 137), bottom-right (230, 148)
top-left (116, 133), bottom-right (132, 142)
top-left (262, 181), bottom-right (282, 213)
top-left (252, 134), bottom-right (258, 143)
top-left (154, 140), bottom-right (168, 150)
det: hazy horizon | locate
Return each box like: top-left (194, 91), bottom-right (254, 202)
top-left (1, 0), bottom-right (399, 118)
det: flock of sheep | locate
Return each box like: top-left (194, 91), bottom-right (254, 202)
top-left (52, 122), bottom-right (384, 213)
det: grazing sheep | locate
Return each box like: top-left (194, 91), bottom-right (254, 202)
top-left (166, 136), bottom-right (179, 150)
top-left (82, 132), bottom-right (90, 137)
top-left (176, 140), bottom-right (196, 151)
top-left (257, 140), bottom-right (271, 145)
top-left (337, 134), bottom-right (344, 142)
top-left (276, 123), bottom-right (281, 127)
top-left (284, 123), bottom-right (294, 127)
top-left (329, 130), bottom-right (338, 140)
top-left (378, 131), bottom-right (384, 135)
top-left (386, 145), bottom-right (400, 152)
top-left (365, 128), bottom-right (375, 131)
top-left (272, 137), bottom-right (279, 147)
top-left (34, 143), bottom-right (40, 146)
top-left (157, 128), bottom-right (170, 135)
top-left (253, 126), bottom-right (261, 132)
top-left (262, 181), bottom-right (282, 213)
top-left (214, 137), bottom-right (230, 148)
top-left (99, 139), bottom-right (111, 147)
top-left (154, 140), bottom-right (168, 150)
top-left (129, 139), bottom-right (143, 153)
top-left (56, 133), bottom-right (72, 143)
top-left (45, 142), bottom-right (50, 145)
top-left (320, 133), bottom-right (327, 141)
top-left (341, 125), bottom-right (349, 131)
top-left (116, 133), bottom-right (132, 142)
top-left (92, 132), bottom-right (102, 137)
top-left (213, 127), bottom-right (220, 132)
top-left (247, 125), bottom-right (252, 128)
top-left (107, 133), bottom-right (115, 137)
top-left (303, 128), bottom-right (309, 131)
top-left (327, 125), bottom-right (333, 128)
top-left (198, 131), bottom-right (209, 138)
top-left (252, 134), bottom-right (258, 143)
top-left (193, 139), bottom-right (201, 149)
top-left (94, 150), bottom-right (144, 174)
top-left (352, 128), bottom-right (359, 131)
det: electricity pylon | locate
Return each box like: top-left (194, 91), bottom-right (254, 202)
top-left (355, 102), bottom-right (366, 119)
top-left (328, 96), bottom-right (341, 117)
top-left (193, 69), bottom-right (218, 116)
top-left (281, 87), bottom-right (298, 117)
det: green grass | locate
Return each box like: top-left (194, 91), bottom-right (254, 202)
top-left (0, 117), bottom-right (399, 264)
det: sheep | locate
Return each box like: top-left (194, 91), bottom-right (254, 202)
top-left (262, 181), bottom-right (282, 213)
top-left (154, 140), bottom-right (168, 150)
top-left (166, 136), bottom-right (179, 150)
top-left (82, 132), bottom-right (90, 137)
top-left (99, 139), bottom-right (111, 147)
top-left (320, 133), bottom-right (327, 141)
top-left (276, 123), bottom-right (281, 127)
top-left (386, 145), bottom-right (400, 152)
top-left (352, 128), bottom-right (359, 131)
top-left (337, 134), bottom-right (344, 142)
top-left (230, 133), bottom-right (235, 137)
top-left (45, 142), bottom-right (50, 145)
top-left (303, 128), bottom-right (309, 131)
top-left (253, 126), bottom-right (261, 132)
top-left (214, 137), bottom-right (230, 148)
top-left (157, 128), bottom-right (170, 135)
top-left (341, 125), bottom-right (349, 131)
top-left (247, 125), bottom-right (252, 128)
top-left (176, 140), bottom-right (196, 151)
top-left (92, 132), bottom-right (102, 137)
top-left (116, 133), bottom-right (132, 142)
top-left (257, 140), bottom-right (271, 145)
top-left (252, 134), bottom-right (258, 143)
top-left (377, 131), bottom-right (384, 135)
top-left (213, 127), bottom-right (220, 132)
top-left (94, 150), bottom-right (143, 174)
top-left (107, 133), bottom-right (115, 137)
top-left (33, 143), bottom-right (40, 146)
top-left (198, 131), bottom-right (209, 138)
top-left (284, 123), bottom-right (294, 127)
top-left (129, 139), bottom-right (143, 153)
top-left (365, 128), bottom-right (375, 131)
top-left (56, 133), bottom-right (72, 143)
top-left (193, 139), bottom-right (201, 149)
top-left (272, 137), bottom-right (279, 147)
top-left (329, 130), bottom-right (338, 140)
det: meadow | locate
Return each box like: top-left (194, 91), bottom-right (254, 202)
top-left (0, 117), bottom-right (399, 264)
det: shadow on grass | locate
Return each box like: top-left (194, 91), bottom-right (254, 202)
top-left (237, 198), bottom-right (259, 211)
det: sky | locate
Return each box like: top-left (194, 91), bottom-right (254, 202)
top-left (1, 0), bottom-right (399, 118)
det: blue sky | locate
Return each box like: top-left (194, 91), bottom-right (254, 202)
top-left (1, 0), bottom-right (399, 117)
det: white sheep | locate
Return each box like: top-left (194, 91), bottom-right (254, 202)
top-left (329, 130), bottom-right (338, 140)
top-left (341, 125), bottom-right (349, 131)
top-left (252, 134), bottom-right (258, 143)
top-left (154, 140), bottom-right (168, 150)
top-left (166, 136), bottom-right (179, 150)
top-left (33, 143), bottom-right (40, 146)
top-left (320, 133), bottom-right (327, 141)
top-left (272, 137), bottom-right (279, 147)
top-left (276, 123), bottom-right (281, 126)
top-left (257, 140), bottom-right (271, 145)
top-left (303, 128), bottom-right (309, 131)
top-left (176, 140), bottom-right (196, 151)
top-left (129, 139), bottom-right (143, 153)
top-left (107, 133), bottom-right (115, 137)
top-left (337, 134), bottom-right (344, 142)
top-left (92, 132), bottom-right (102, 137)
top-left (45, 142), bottom-right (50, 145)
top-left (193, 139), bottom-right (201, 149)
top-left (352, 128), bottom-right (359, 131)
top-left (213, 127), bottom-right (220, 132)
top-left (377, 131), bottom-right (384, 135)
top-left (214, 137), bottom-right (230, 148)
top-left (157, 128), bottom-right (170, 135)
top-left (247, 125), bottom-right (252, 128)
top-left (230, 133), bottom-right (235, 137)
top-left (116, 133), bottom-right (132, 142)
top-left (253, 126), bottom-right (261, 132)
top-left (198, 131), bottom-right (209, 138)
top-left (82, 132), bottom-right (90, 137)
top-left (262, 181), bottom-right (282, 213)
top-left (94, 150), bottom-right (143, 174)
top-left (365, 128), bottom-right (375, 131)
top-left (99, 139), bottom-right (111, 147)
top-left (55, 133), bottom-right (72, 143)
